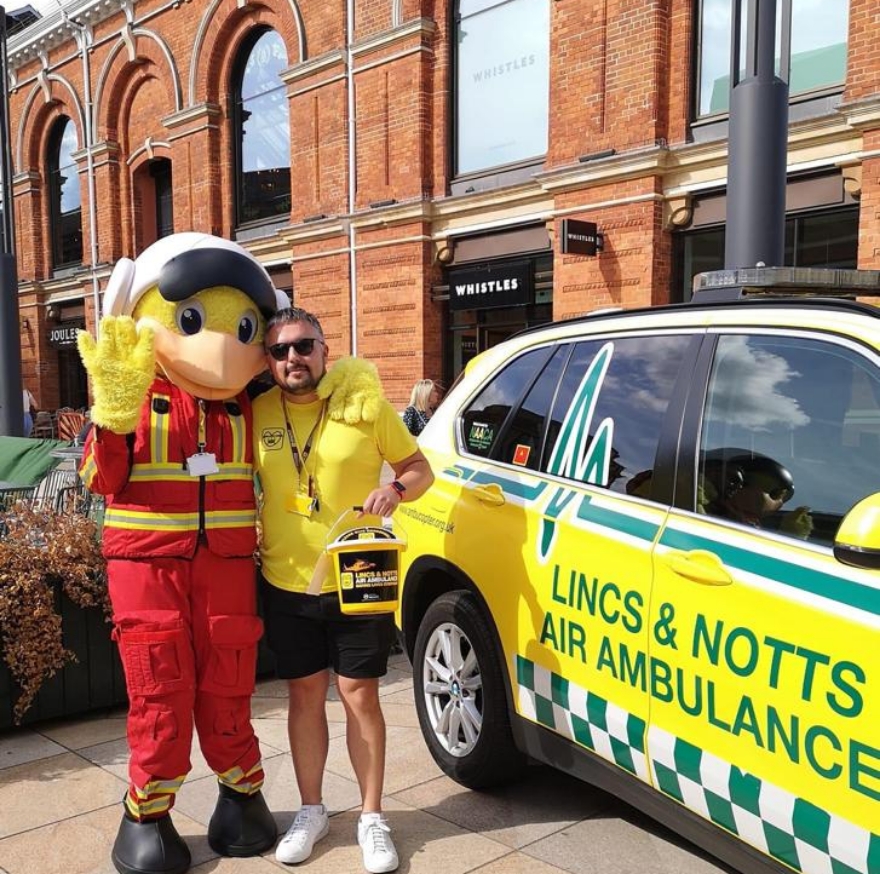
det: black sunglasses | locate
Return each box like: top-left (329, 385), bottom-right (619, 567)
top-left (267, 338), bottom-right (322, 360)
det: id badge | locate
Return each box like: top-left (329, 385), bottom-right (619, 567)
top-left (186, 452), bottom-right (220, 477)
top-left (286, 491), bottom-right (316, 517)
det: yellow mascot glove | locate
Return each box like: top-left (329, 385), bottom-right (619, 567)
top-left (77, 315), bottom-right (155, 434)
top-left (780, 505), bottom-right (813, 539)
top-left (318, 357), bottom-right (384, 424)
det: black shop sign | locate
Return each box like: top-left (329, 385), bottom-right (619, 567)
top-left (560, 219), bottom-right (602, 256)
top-left (47, 323), bottom-right (83, 348)
top-left (448, 261), bottom-right (531, 311)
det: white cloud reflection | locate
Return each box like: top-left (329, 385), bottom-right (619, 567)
top-left (708, 335), bottom-right (810, 431)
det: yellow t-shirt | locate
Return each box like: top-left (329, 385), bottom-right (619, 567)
top-left (253, 386), bottom-right (417, 593)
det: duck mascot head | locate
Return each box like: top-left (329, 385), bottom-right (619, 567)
top-left (77, 233), bottom-right (283, 874)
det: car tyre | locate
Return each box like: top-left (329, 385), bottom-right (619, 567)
top-left (413, 590), bottom-right (526, 789)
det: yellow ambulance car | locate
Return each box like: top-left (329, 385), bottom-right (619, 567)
top-left (397, 269), bottom-right (879, 874)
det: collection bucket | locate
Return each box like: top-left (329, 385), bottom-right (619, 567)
top-left (325, 508), bottom-right (407, 615)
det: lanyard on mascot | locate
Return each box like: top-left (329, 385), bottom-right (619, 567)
top-left (281, 396), bottom-right (325, 501)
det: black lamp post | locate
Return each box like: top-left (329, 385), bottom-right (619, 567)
top-left (724, 0), bottom-right (792, 271)
top-left (0, 5), bottom-right (23, 437)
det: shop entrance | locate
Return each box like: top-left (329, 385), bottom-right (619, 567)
top-left (445, 253), bottom-right (552, 381)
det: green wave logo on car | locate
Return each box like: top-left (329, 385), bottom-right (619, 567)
top-left (539, 342), bottom-right (615, 562)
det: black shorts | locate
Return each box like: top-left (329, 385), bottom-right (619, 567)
top-left (259, 574), bottom-right (396, 680)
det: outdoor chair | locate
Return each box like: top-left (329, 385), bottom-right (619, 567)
top-left (31, 411), bottom-right (55, 439)
top-left (56, 409), bottom-right (86, 443)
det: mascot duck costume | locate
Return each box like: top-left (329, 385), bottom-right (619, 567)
top-left (78, 233), bottom-right (285, 874)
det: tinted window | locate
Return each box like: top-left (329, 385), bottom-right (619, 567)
top-left (48, 117), bottom-right (83, 268)
top-left (542, 335), bottom-right (691, 496)
top-left (460, 346), bottom-right (553, 458)
top-left (698, 334), bottom-right (880, 545)
top-left (493, 344), bottom-right (568, 470)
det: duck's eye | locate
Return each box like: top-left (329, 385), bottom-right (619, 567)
top-left (175, 301), bottom-right (206, 335)
top-left (238, 310), bottom-right (258, 344)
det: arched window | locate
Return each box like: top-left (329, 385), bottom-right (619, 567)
top-left (232, 28), bottom-right (291, 226)
top-left (47, 117), bottom-right (83, 268)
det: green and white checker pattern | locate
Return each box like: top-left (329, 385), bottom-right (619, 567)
top-left (514, 655), bottom-right (879, 874)
top-left (649, 726), bottom-right (880, 874)
top-left (516, 655), bottom-right (650, 782)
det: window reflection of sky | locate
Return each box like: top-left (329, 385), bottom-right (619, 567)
top-left (702, 335), bottom-right (880, 519)
top-left (57, 119), bottom-right (81, 215)
top-left (241, 31), bottom-right (290, 174)
top-left (555, 337), bottom-right (689, 490)
top-left (698, 0), bottom-right (848, 116)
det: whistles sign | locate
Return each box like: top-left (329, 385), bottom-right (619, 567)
top-left (448, 261), bottom-right (532, 311)
top-left (561, 219), bottom-right (600, 256)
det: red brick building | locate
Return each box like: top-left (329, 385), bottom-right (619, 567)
top-left (6, 0), bottom-right (877, 411)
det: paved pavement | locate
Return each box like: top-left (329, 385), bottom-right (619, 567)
top-left (0, 653), bottom-right (733, 874)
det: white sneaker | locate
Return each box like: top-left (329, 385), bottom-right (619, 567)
top-left (357, 812), bottom-right (399, 873)
top-left (275, 804), bottom-right (329, 865)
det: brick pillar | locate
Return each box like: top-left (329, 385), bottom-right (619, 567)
top-left (164, 104), bottom-right (224, 234)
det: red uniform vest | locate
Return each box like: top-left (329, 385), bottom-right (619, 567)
top-left (80, 377), bottom-right (257, 559)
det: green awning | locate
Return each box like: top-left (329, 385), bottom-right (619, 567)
top-left (0, 436), bottom-right (68, 486)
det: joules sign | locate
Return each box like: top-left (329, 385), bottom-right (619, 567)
top-left (47, 324), bottom-right (82, 347)
top-left (448, 261), bottom-right (532, 311)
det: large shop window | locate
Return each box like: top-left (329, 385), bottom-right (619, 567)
top-left (47, 117), bottom-right (83, 269)
top-left (695, 0), bottom-right (848, 118)
top-left (232, 28), bottom-right (291, 227)
top-left (673, 206), bottom-right (859, 302)
top-left (454, 0), bottom-right (549, 177)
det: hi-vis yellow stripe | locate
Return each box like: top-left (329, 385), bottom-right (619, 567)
top-left (218, 761), bottom-right (265, 793)
top-left (79, 454), bottom-right (98, 488)
top-left (128, 463), bottom-right (253, 482)
top-left (134, 775), bottom-right (186, 798)
top-left (227, 406), bottom-right (246, 463)
top-left (104, 508), bottom-right (256, 530)
top-left (150, 393), bottom-right (171, 463)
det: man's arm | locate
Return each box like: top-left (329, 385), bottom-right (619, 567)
top-left (361, 450), bottom-right (434, 518)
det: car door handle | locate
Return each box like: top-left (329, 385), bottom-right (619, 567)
top-left (472, 483), bottom-right (506, 506)
top-left (660, 549), bottom-right (733, 586)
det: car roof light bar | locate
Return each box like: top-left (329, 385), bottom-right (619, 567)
top-left (691, 266), bottom-right (880, 303)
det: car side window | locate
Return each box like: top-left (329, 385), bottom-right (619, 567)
top-left (460, 346), bottom-right (553, 458)
top-left (491, 345), bottom-right (569, 471)
top-left (698, 334), bottom-right (880, 546)
top-left (541, 334), bottom-right (691, 496)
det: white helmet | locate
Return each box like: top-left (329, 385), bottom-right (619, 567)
top-left (103, 232), bottom-right (289, 318)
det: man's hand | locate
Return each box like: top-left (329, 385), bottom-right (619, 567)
top-left (78, 316), bottom-right (155, 434)
top-left (361, 484), bottom-right (403, 518)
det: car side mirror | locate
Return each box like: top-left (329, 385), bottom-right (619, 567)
top-left (834, 493), bottom-right (880, 570)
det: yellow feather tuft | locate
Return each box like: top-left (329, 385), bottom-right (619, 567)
top-left (317, 357), bottom-right (385, 423)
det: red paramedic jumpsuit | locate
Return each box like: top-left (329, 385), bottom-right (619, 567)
top-left (80, 377), bottom-right (265, 820)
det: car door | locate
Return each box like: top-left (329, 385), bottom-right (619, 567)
top-left (648, 327), bottom-right (880, 874)
top-left (493, 329), bottom-right (699, 787)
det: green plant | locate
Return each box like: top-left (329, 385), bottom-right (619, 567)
top-left (0, 501), bottom-right (109, 722)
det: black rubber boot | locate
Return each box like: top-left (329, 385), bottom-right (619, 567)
top-left (207, 784), bottom-right (277, 857)
top-left (111, 809), bottom-right (191, 874)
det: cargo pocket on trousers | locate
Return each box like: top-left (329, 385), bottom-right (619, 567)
top-left (112, 610), bottom-right (195, 699)
top-left (201, 614), bottom-right (263, 697)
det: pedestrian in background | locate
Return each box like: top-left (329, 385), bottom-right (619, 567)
top-left (401, 379), bottom-right (441, 437)
top-left (22, 386), bottom-right (36, 437)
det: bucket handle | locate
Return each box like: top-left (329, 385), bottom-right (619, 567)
top-left (325, 506), bottom-right (406, 550)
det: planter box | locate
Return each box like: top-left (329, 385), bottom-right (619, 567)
top-left (0, 589), bottom-right (127, 730)
top-left (0, 590), bottom-right (276, 731)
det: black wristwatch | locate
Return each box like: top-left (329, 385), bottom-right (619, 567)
top-left (389, 479), bottom-right (407, 497)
